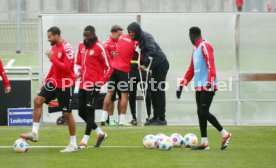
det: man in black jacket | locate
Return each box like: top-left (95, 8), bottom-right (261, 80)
top-left (127, 22), bottom-right (169, 125)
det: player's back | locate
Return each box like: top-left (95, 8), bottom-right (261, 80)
top-left (113, 34), bottom-right (137, 73)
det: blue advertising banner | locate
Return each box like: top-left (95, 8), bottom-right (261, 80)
top-left (8, 108), bottom-right (33, 126)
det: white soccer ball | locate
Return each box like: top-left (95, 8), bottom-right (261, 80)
top-left (143, 134), bottom-right (158, 149)
top-left (183, 133), bottom-right (198, 148)
top-left (13, 138), bottom-right (29, 153)
top-left (155, 133), bottom-right (167, 146)
top-left (170, 133), bottom-right (184, 147)
top-left (158, 136), bottom-right (173, 151)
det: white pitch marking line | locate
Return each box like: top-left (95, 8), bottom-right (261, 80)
top-left (5, 59), bottom-right (16, 68)
top-left (0, 145), bottom-right (142, 149)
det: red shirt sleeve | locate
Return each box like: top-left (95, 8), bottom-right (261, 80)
top-left (180, 54), bottom-right (194, 86)
top-left (99, 47), bottom-right (113, 85)
top-left (76, 44), bottom-right (82, 66)
top-left (201, 42), bottom-right (217, 84)
top-left (50, 50), bottom-right (72, 72)
top-left (0, 59), bottom-right (10, 89)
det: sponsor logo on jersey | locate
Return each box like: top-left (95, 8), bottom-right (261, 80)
top-left (89, 50), bottom-right (94, 56)
top-left (58, 52), bottom-right (62, 58)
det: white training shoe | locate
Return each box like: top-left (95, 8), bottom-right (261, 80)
top-left (119, 122), bottom-right (132, 126)
top-left (60, 144), bottom-right (78, 153)
top-left (20, 132), bottom-right (38, 142)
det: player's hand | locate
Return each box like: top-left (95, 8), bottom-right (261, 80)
top-left (138, 65), bottom-right (146, 71)
top-left (206, 83), bottom-right (212, 90)
top-left (135, 46), bottom-right (141, 54)
top-left (176, 86), bottom-right (183, 99)
top-left (5, 86), bottom-right (11, 93)
top-left (74, 64), bottom-right (81, 78)
top-left (45, 49), bottom-right (53, 59)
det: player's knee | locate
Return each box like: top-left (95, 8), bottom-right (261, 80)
top-left (34, 96), bottom-right (44, 106)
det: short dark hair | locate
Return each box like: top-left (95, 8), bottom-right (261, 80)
top-left (84, 25), bottom-right (95, 34)
top-left (111, 25), bottom-right (123, 32)
top-left (47, 26), bottom-right (61, 35)
top-left (189, 27), bottom-right (201, 37)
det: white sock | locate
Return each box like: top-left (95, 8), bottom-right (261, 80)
top-left (220, 128), bottom-right (228, 137)
top-left (119, 114), bottom-right (126, 123)
top-left (70, 135), bottom-right (77, 146)
top-left (81, 135), bottom-right (90, 144)
top-left (109, 115), bottom-right (115, 121)
top-left (95, 127), bottom-right (104, 136)
top-left (201, 137), bottom-right (208, 145)
top-left (32, 122), bottom-right (40, 135)
top-left (101, 110), bottom-right (108, 122)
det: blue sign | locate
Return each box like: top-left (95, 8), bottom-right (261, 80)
top-left (8, 108), bottom-right (33, 126)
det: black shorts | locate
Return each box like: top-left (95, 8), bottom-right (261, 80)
top-left (108, 69), bottom-right (129, 92)
top-left (38, 82), bottom-right (74, 113)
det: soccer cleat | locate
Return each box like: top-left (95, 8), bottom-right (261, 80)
top-left (129, 119), bottom-right (138, 126)
top-left (78, 142), bottom-right (88, 149)
top-left (109, 119), bottom-right (119, 126)
top-left (191, 144), bottom-right (210, 150)
top-left (60, 144), bottom-right (78, 153)
top-left (150, 119), bottom-right (167, 126)
top-left (119, 122), bottom-right (132, 126)
top-left (100, 121), bottom-right (106, 126)
top-left (20, 132), bottom-right (38, 142)
top-left (94, 133), bottom-right (108, 148)
top-left (221, 133), bottom-right (232, 150)
top-left (144, 118), bottom-right (156, 126)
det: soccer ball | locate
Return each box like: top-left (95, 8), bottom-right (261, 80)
top-left (170, 133), bottom-right (184, 147)
top-left (143, 134), bottom-right (158, 149)
top-left (158, 136), bottom-right (173, 151)
top-left (155, 133), bottom-right (167, 146)
top-left (183, 133), bottom-right (198, 148)
top-left (13, 138), bottom-right (29, 153)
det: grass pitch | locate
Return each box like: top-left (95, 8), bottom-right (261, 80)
top-left (0, 126), bottom-right (275, 168)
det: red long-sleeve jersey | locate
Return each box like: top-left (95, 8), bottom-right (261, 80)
top-left (112, 34), bottom-right (138, 73)
top-left (180, 38), bottom-right (218, 91)
top-left (45, 39), bottom-right (76, 88)
top-left (0, 59), bottom-right (10, 90)
top-left (76, 40), bottom-right (112, 90)
top-left (103, 36), bottom-right (117, 63)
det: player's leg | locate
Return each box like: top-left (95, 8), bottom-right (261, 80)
top-left (117, 69), bottom-right (131, 126)
top-left (108, 89), bottom-right (118, 126)
top-left (129, 76), bottom-right (138, 125)
top-left (80, 88), bottom-right (107, 148)
top-left (101, 72), bottom-right (116, 125)
top-left (202, 91), bottom-right (232, 150)
top-left (20, 82), bottom-right (55, 142)
top-left (192, 91), bottom-right (210, 150)
top-left (78, 89), bottom-right (87, 122)
top-left (58, 86), bottom-right (78, 153)
top-left (149, 60), bottom-right (169, 125)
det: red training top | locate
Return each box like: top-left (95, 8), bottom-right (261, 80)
top-left (45, 39), bottom-right (76, 88)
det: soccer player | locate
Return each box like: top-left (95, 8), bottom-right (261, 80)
top-left (0, 59), bottom-right (11, 93)
top-left (20, 26), bottom-right (78, 153)
top-left (76, 25), bottom-right (112, 148)
top-left (127, 22), bottom-right (169, 126)
top-left (101, 25), bottom-right (123, 126)
top-left (101, 33), bottom-right (138, 126)
top-left (129, 54), bottom-right (151, 125)
top-left (176, 27), bottom-right (231, 150)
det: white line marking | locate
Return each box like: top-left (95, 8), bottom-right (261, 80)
top-left (5, 59), bottom-right (16, 68)
top-left (0, 145), bottom-right (142, 149)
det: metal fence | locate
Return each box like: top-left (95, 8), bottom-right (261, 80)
top-left (1, 0), bottom-right (276, 54)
